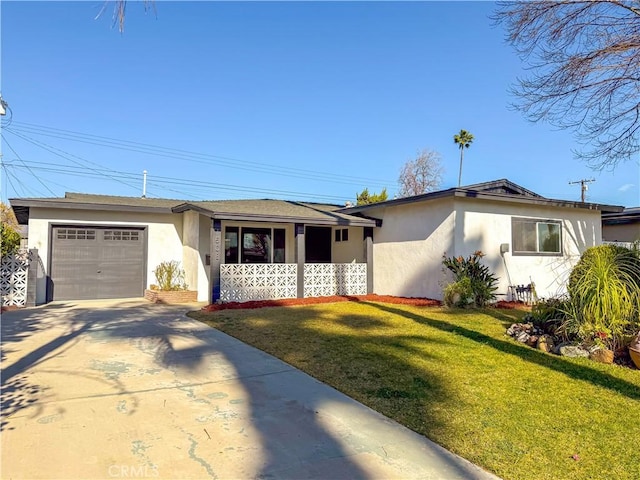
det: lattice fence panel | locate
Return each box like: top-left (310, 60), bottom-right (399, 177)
top-left (603, 241), bottom-right (636, 250)
top-left (1, 249), bottom-right (31, 307)
top-left (220, 264), bottom-right (297, 302)
top-left (303, 263), bottom-right (367, 298)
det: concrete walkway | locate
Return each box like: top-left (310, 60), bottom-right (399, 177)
top-left (1, 299), bottom-right (500, 479)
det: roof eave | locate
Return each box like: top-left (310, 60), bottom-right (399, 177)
top-left (9, 198), bottom-right (175, 217)
top-left (339, 188), bottom-right (624, 213)
top-left (339, 189), bottom-right (456, 214)
top-left (453, 190), bottom-right (624, 212)
top-left (173, 203), bottom-right (378, 227)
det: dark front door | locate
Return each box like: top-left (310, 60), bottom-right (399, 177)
top-left (305, 226), bottom-right (332, 263)
top-left (50, 226), bottom-right (146, 301)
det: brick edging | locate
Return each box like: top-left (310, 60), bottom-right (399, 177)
top-left (144, 289), bottom-right (197, 304)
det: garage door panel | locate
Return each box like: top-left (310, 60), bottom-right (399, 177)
top-left (51, 226), bottom-right (146, 301)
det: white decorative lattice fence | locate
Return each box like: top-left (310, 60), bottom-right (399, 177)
top-left (220, 264), bottom-right (298, 302)
top-left (1, 249), bottom-right (31, 307)
top-left (303, 263), bottom-right (367, 298)
top-left (219, 262), bottom-right (368, 302)
top-left (603, 241), bottom-right (636, 250)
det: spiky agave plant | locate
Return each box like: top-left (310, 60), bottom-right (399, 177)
top-left (566, 245), bottom-right (640, 351)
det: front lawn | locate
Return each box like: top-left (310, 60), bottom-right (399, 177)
top-left (188, 301), bottom-right (640, 480)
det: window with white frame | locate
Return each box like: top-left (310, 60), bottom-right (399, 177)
top-left (512, 217), bottom-right (562, 255)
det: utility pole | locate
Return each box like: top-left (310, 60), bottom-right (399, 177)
top-left (0, 96), bottom-right (7, 204)
top-left (569, 178), bottom-right (595, 202)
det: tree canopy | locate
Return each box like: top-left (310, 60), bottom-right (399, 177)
top-left (495, 1), bottom-right (640, 170)
top-left (453, 130), bottom-right (474, 187)
top-left (1, 202), bottom-right (21, 257)
top-left (356, 188), bottom-right (388, 206)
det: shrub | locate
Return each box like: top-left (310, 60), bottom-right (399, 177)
top-left (565, 244), bottom-right (640, 350)
top-left (442, 251), bottom-right (499, 307)
top-left (153, 261), bottom-right (188, 291)
top-left (525, 296), bottom-right (569, 331)
top-left (444, 277), bottom-right (474, 307)
top-left (1, 224), bottom-right (21, 257)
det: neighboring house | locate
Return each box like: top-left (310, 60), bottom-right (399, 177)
top-left (602, 207), bottom-right (640, 243)
top-left (340, 179), bottom-right (622, 301)
top-left (10, 179), bottom-right (622, 305)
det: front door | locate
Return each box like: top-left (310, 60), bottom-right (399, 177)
top-left (305, 226), bottom-right (331, 263)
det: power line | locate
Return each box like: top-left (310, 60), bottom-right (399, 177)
top-left (1, 133), bottom-right (57, 196)
top-left (1, 160), bottom-right (355, 203)
top-left (1, 163), bottom-right (42, 197)
top-left (7, 121), bottom-right (392, 188)
top-left (4, 128), bottom-right (156, 196)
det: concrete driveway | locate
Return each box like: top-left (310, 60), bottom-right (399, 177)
top-left (1, 299), bottom-right (499, 480)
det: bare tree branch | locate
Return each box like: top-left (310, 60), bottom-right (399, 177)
top-left (494, 0), bottom-right (640, 170)
top-left (97, 1), bottom-right (156, 33)
top-left (397, 149), bottom-right (443, 197)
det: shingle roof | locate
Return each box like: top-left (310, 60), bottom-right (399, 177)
top-left (10, 193), bottom-right (378, 227)
top-left (63, 192), bottom-right (184, 208)
top-left (174, 199), bottom-right (377, 226)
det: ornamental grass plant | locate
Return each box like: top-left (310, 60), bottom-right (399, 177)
top-left (566, 245), bottom-right (640, 351)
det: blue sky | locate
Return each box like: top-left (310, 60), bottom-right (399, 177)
top-left (1, 1), bottom-right (638, 207)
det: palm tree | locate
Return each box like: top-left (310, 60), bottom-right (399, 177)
top-left (453, 129), bottom-right (474, 187)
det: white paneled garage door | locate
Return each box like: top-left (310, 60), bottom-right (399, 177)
top-left (50, 226), bottom-right (146, 301)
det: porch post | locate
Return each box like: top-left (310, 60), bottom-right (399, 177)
top-left (364, 227), bottom-right (374, 294)
top-left (210, 219), bottom-right (222, 303)
top-left (295, 223), bottom-right (305, 298)
top-left (26, 248), bottom-right (38, 308)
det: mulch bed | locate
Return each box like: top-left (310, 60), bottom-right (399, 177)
top-left (0, 305), bottom-right (20, 313)
top-left (493, 300), bottom-right (531, 310)
top-left (201, 294), bottom-right (441, 312)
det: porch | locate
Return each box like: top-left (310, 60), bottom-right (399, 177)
top-left (173, 199), bottom-right (380, 303)
top-left (210, 220), bottom-right (375, 303)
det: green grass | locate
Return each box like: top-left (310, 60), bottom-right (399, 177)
top-left (188, 301), bottom-right (640, 480)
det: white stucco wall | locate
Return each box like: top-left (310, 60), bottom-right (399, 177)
top-left (366, 197), bottom-right (456, 299)
top-left (453, 198), bottom-right (602, 300)
top-left (27, 207), bottom-right (184, 304)
top-left (198, 215), bottom-right (212, 302)
top-left (332, 226), bottom-right (365, 263)
top-left (364, 197), bottom-right (602, 301)
top-left (182, 211), bottom-right (206, 299)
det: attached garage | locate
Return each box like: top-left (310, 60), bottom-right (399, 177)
top-left (50, 225), bottom-right (147, 301)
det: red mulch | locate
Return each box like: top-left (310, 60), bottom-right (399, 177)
top-left (493, 300), bottom-right (531, 310)
top-left (0, 305), bottom-right (20, 313)
top-left (201, 296), bottom-right (534, 312)
top-left (201, 294), bottom-right (441, 312)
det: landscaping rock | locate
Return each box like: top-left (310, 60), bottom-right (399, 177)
top-left (590, 349), bottom-right (614, 364)
top-left (507, 323), bottom-right (547, 347)
top-left (506, 324), bottom-right (519, 336)
top-left (537, 334), bottom-right (554, 353)
top-left (559, 345), bottom-right (590, 358)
